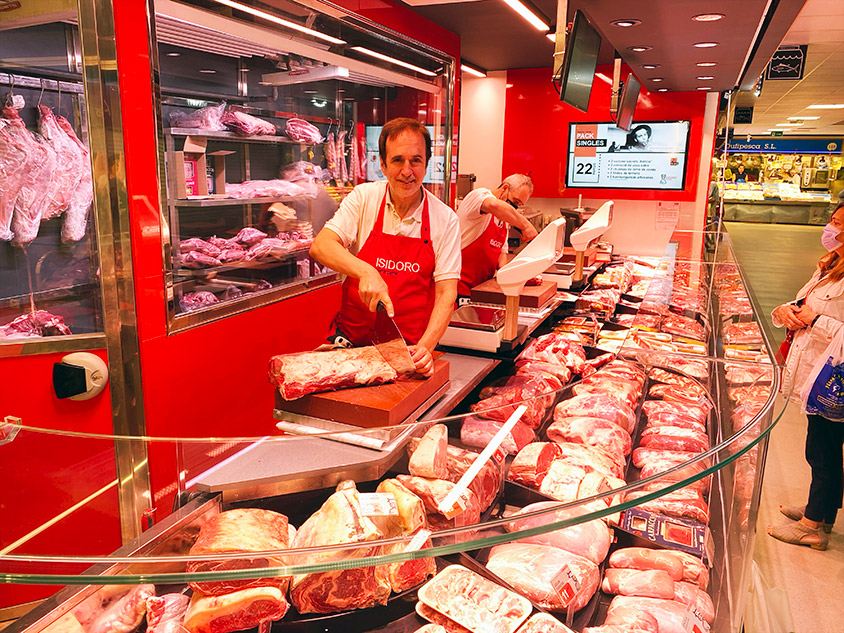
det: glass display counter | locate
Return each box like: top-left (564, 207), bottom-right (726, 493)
top-left (721, 182), bottom-right (833, 225)
top-left (1, 231), bottom-right (782, 633)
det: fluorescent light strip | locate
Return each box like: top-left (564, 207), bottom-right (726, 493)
top-left (351, 46), bottom-right (437, 77)
top-left (500, 0), bottom-right (549, 31)
top-left (462, 63), bottom-right (487, 78)
top-left (807, 104), bottom-right (844, 109)
top-left (546, 32), bottom-right (556, 42)
top-left (211, 0), bottom-right (345, 45)
top-left (788, 116), bottom-right (819, 120)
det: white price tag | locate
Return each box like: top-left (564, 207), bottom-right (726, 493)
top-left (358, 493), bottom-right (398, 517)
top-left (11, 94), bottom-right (25, 110)
top-left (404, 528), bottom-right (431, 553)
top-left (492, 447), bottom-right (507, 465)
top-left (681, 605), bottom-right (708, 633)
top-left (571, 157), bottom-right (599, 184)
top-left (550, 564), bottom-right (580, 606)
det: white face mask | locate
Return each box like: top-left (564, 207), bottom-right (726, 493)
top-left (822, 224), bottom-right (843, 252)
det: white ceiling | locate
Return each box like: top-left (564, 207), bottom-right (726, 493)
top-left (731, 0), bottom-right (844, 136)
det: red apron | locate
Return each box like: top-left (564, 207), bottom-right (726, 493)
top-left (457, 213), bottom-right (508, 297)
top-left (333, 187), bottom-right (436, 346)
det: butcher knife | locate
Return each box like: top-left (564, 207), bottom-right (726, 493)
top-left (373, 302), bottom-right (415, 375)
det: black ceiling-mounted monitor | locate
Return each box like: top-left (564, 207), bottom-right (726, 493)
top-left (616, 73), bottom-right (641, 132)
top-left (557, 9), bottom-right (601, 112)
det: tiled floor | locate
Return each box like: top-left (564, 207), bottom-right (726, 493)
top-left (726, 222), bottom-right (844, 633)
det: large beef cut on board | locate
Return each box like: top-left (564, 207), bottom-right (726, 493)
top-left (183, 587), bottom-right (289, 633)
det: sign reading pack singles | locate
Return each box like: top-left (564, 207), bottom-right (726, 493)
top-left (567, 121), bottom-right (691, 190)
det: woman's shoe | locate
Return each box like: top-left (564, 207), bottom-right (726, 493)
top-left (768, 522), bottom-right (829, 550)
top-left (779, 505), bottom-right (834, 534)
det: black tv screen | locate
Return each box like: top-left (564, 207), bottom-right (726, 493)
top-left (558, 10), bottom-right (601, 112)
top-left (565, 120), bottom-right (691, 190)
top-left (616, 73), bottom-right (641, 132)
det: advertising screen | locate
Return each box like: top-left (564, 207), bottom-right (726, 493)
top-left (566, 121), bottom-right (691, 190)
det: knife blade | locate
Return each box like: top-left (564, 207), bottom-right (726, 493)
top-left (373, 302), bottom-right (415, 375)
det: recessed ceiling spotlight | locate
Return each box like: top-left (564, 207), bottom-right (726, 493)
top-left (641, 64), bottom-right (660, 69)
top-left (696, 62), bottom-right (717, 67)
top-left (657, 88), bottom-right (668, 92)
top-left (693, 42), bottom-right (719, 48)
top-left (692, 13), bottom-right (725, 22)
top-left (696, 86), bottom-right (712, 90)
top-left (628, 45), bottom-right (652, 52)
top-left (611, 19), bottom-right (641, 27)
top-left (166, 52), bottom-right (181, 57)
top-left (788, 116), bottom-right (820, 120)
top-left (696, 75), bottom-right (714, 80)
top-left (651, 78), bottom-right (664, 82)
top-left (199, 69), bottom-right (217, 74)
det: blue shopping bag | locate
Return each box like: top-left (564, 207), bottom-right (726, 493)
top-left (804, 357), bottom-right (844, 420)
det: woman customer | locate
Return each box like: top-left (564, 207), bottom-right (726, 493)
top-left (769, 201), bottom-right (844, 550)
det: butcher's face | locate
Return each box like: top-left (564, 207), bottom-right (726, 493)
top-left (381, 130), bottom-right (427, 209)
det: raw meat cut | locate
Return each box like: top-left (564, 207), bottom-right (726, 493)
top-left (554, 394), bottom-right (637, 434)
top-left (3, 107), bottom-right (55, 245)
top-left (608, 547), bottom-right (684, 580)
top-left (325, 132), bottom-right (337, 177)
top-left (641, 400), bottom-right (708, 426)
top-left (547, 416), bottom-right (632, 458)
top-left (504, 501), bottom-right (612, 565)
top-left (632, 447), bottom-right (704, 470)
top-left (729, 384), bottom-right (772, 405)
top-left (179, 237), bottom-right (222, 256)
top-left (638, 460), bottom-right (710, 493)
top-left (170, 102), bottom-right (226, 131)
top-left (722, 321), bottom-right (763, 345)
top-left (225, 179), bottom-right (315, 199)
top-left (649, 384), bottom-right (711, 408)
top-left (576, 288), bottom-right (621, 313)
top-left (584, 604), bottom-right (658, 633)
top-left (665, 550), bottom-right (709, 589)
top-left (507, 442), bottom-right (563, 487)
top-left (145, 594), bottom-right (189, 633)
top-left (183, 587), bottom-right (288, 633)
top-left (0, 117), bottom-right (28, 240)
top-left (572, 380), bottom-right (640, 409)
top-left (517, 333), bottom-right (587, 375)
top-left (626, 488), bottom-right (710, 524)
top-left (471, 393), bottom-right (547, 430)
top-left (418, 565), bottom-right (532, 633)
top-left (180, 291), bottom-right (219, 313)
top-left (54, 112), bottom-right (93, 242)
top-left (415, 602), bottom-right (471, 633)
top-left (409, 424), bottom-right (449, 479)
top-left (539, 460), bottom-right (593, 504)
top-left (0, 310), bottom-right (71, 339)
top-left (415, 625), bottom-right (448, 633)
top-left (221, 109), bottom-right (275, 136)
top-left (725, 362), bottom-right (772, 386)
top-left (515, 613), bottom-right (571, 632)
top-left (289, 484), bottom-right (391, 614)
top-left (673, 582), bottom-right (715, 623)
top-left (350, 130), bottom-right (360, 182)
top-left (232, 227), bottom-right (267, 246)
top-left (180, 251), bottom-right (221, 268)
top-left (187, 508), bottom-right (290, 596)
top-left (644, 411), bottom-right (706, 432)
top-left (88, 585), bottom-right (156, 633)
top-left (486, 543), bottom-right (600, 613)
top-left (396, 475), bottom-right (481, 528)
top-left (515, 360), bottom-right (572, 383)
top-left (552, 441), bottom-right (625, 479)
top-left (601, 568), bottom-right (676, 599)
top-left (660, 313), bottom-right (706, 341)
top-left (461, 415), bottom-right (535, 454)
top-left (285, 118), bottom-right (324, 143)
top-left (648, 368), bottom-right (707, 398)
top-left (472, 370), bottom-right (562, 429)
top-left (639, 426), bottom-right (709, 453)
top-left (606, 596), bottom-right (711, 633)
top-left (268, 346), bottom-right (399, 400)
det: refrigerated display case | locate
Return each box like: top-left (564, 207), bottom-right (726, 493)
top-left (1, 231), bottom-right (783, 632)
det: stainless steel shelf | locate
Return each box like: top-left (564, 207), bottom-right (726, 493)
top-left (173, 195), bottom-right (307, 208)
top-left (166, 127), bottom-right (316, 145)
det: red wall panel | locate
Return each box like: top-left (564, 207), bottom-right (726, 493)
top-left (502, 66), bottom-right (709, 201)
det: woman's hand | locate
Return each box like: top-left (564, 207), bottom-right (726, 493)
top-left (409, 344), bottom-right (434, 376)
top-left (794, 304), bottom-right (818, 327)
top-left (774, 303), bottom-right (808, 330)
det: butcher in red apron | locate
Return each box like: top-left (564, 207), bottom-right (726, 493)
top-left (310, 118), bottom-right (461, 375)
top-left (455, 174), bottom-right (538, 305)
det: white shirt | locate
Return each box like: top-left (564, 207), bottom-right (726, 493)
top-left (323, 181), bottom-right (461, 282)
top-left (456, 187), bottom-right (508, 253)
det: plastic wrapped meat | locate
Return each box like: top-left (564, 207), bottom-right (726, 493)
top-left (507, 442), bottom-right (563, 487)
top-left (179, 251), bottom-right (221, 269)
top-left (170, 102), bottom-right (226, 131)
top-left (576, 288), bottom-right (621, 313)
top-left (605, 596), bottom-right (710, 633)
top-left (673, 581), bottom-right (715, 623)
top-left (725, 362), bottom-right (772, 386)
top-left (88, 585), bottom-right (156, 633)
top-left (550, 440), bottom-right (625, 479)
top-left (36, 104), bottom-right (79, 222)
top-left (245, 238), bottom-right (297, 261)
top-left (178, 237), bottom-right (221, 256)
top-left (608, 547), bottom-right (685, 580)
top-left (221, 109), bottom-right (276, 136)
top-left (1, 310), bottom-right (72, 338)
top-left (145, 594), bottom-right (190, 633)
top-left (516, 613), bottom-right (572, 633)
top-left (669, 293), bottom-right (706, 314)
top-left (554, 394), bottom-right (637, 434)
top-left (460, 415), bottom-right (535, 455)
top-left (639, 425), bottom-right (709, 453)
top-left (632, 446), bottom-right (704, 470)
top-left (279, 161), bottom-right (326, 183)
top-left (601, 568), bottom-right (676, 599)
top-left (396, 476), bottom-right (481, 540)
top-left (547, 416), bottom-right (632, 457)
top-left (0, 118), bottom-right (30, 240)
top-left (471, 371), bottom-right (562, 429)
top-left (661, 313), bottom-right (706, 341)
top-left (642, 400), bottom-right (709, 426)
top-left (517, 333), bottom-right (587, 375)
top-left (285, 118), bottom-right (324, 143)
top-left (729, 384), bottom-right (772, 405)
top-left (626, 488), bottom-right (710, 524)
top-left (722, 321), bottom-right (763, 345)
top-left (232, 227), bottom-right (268, 246)
top-left (515, 360), bottom-right (572, 383)
top-left (505, 501), bottom-right (612, 565)
top-left (649, 383), bottom-right (711, 408)
top-left (180, 291), bottom-right (219, 313)
top-left (595, 360), bottom-right (647, 386)
top-left (218, 248), bottom-right (246, 264)
top-left (648, 368), bottom-right (707, 398)
top-left (54, 113), bottom-right (94, 242)
top-left (225, 179), bottom-right (316, 199)
top-left (408, 424), bottom-right (449, 479)
top-left (486, 543), bottom-right (600, 613)
top-left (573, 378), bottom-right (640, 409)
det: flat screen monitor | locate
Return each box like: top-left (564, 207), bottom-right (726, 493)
top-left (557, 10), bottom-right (601, 112)
top-left (616, 73), bottom-right (641, 132)
top-left (565, 120), bottom-right (691, 190)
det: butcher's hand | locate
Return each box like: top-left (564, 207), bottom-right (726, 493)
top-left (358, 265), bottom-right (393, 315)
top-left (774, 303), bottom-right (807, 330)
top-left (521, 224), bottom-right (539, 241)
top-left (409, 344), bottom-right (434, 376)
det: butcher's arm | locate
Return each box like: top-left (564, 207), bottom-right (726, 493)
top-left (310, 228), bottom-right (392, 314)
top-left (479, 197), bottom-right (538, 240)
top-left (411, 278), bottom-right (458, 375)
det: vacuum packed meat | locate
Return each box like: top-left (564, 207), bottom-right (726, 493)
top-left (1, 310), bottom-right (71, 339)
top-left (221, 109), bottom-right (275, 136)
top-left (54, 111), bottom-right (93, 242)
top-left (507, 442), bottom-right (563, 487)
top-left (605, 596), bottom-right (710, 633)
top-left (88, 585), bottom-right (156, 633)
top-left (0, 116), bottom-right (30, 240)
top-left (601, 568), bottom-right (676, 599)
top-left (170, 102), bottom-right (226, 131)
top-left (638, 425), bottom-right (710, 454)
top-left (285, 118), bottom-right (323, 143)
top-left (554, 394), bottom-right (637, 434)
top-left (515, 613), bottom-right (571, 632)
top-left (722, 321), bottom-right (763, 345)
top-left (460, 415), bottom-right (535, 455)
top-left (517, 333), bottom-right (586, 375)
top-left (625, 488), bottom-right (711, 524)
top-left (661, 313), bottom-right (706, 341)
top-left (546, 416), bottom-right (632, 458)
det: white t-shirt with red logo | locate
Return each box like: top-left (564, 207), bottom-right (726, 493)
top-left (323, 181), bottom-right (460, 282)
top-left (456, 187), bottom-right (508, 253)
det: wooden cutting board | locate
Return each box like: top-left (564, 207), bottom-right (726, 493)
top-left (470, 278), bottom-right (556, 308)
top-left (277, 358), bottom-right (449, 428)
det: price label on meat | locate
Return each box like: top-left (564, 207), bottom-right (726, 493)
top-left (550, 564), bottom-right (581, 606)
top-left (681, 605), bottom-right (708, 633)
top-left (358, 493), bottom-right (398, 517)
top-left (404, 528), bottom-right (432, 553)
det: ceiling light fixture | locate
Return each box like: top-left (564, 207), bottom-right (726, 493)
top-left (692, 13), bottom-right (725, 22)
top-left (500, 0), bottom-right (550, 31)
top-left (546, 32), bottom-right (556, 42)
top-left (611, 19), bottom-right (641, 27)
top-left (351, 46), bottom-right (438, 76)
top-left (696, 75), bottom-right (714, 80)
top-left (693, 42), bottom-right (719, 48)
top-left (462, 63), bottom-right (487, 78)
top-left (199, 69), bottom-right (217, 74)
top-left (210, 0), bottom-right (346, 45)
top-left (628, 45), bottom-right (652, 52)
top-left (807, 104), bottom-right (844, 109)
top-left (696, 62), bottom-right (717, 67)
top-left (697, 86), bottom-right (711, 90)
top-left (641, 64), bottom-right (660, 69)
top-left (657, 88), bottom-right (668, 92)
top-left (651, 78), bottom-right (664, 82)
top-left (165, 52), bottom-right (181, 57)
top-left (788, 116), bottom-right (820, 120)
top-left (769, 128), bottom-right (791, 132)
top-left (777, 122), bottom-right (801, 126)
